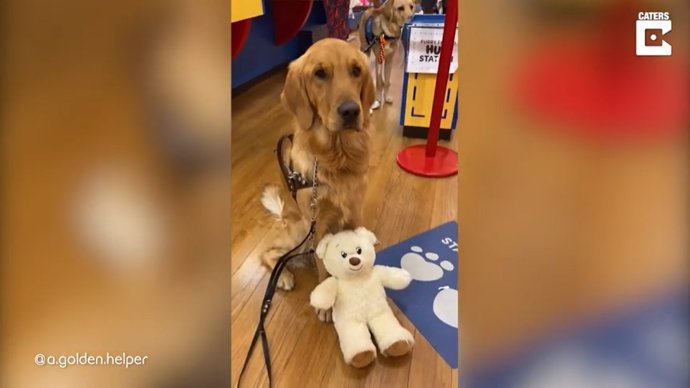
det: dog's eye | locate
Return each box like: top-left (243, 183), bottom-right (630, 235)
top-left (352, 66), bottom-right (361, 77)
top-left (410, 5), bottom-right (414, 10)
top-left (314, 69), bottom-right (327, 79)
top-left (356, 247), bottom-right (362, 255)
top-left (397, 6), bottom-right (404, 11)
top-left (341, 251), bottom-right (347, 258)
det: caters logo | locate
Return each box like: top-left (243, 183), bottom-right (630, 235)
top-left (636, 12), bottom-right (672, 56)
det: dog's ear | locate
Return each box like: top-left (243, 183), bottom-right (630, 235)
top-left (315, 233), bottom-right (334, 259)
top-left (384, 0), bottom-right (396, 22)
top-left (354, 227), bottom-right (378, 246)
top-left (281, 57), bottom-right (314, 129)
top-left (359, 52), bottom-right (376, 126)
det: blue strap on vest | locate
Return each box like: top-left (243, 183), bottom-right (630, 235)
top-left (364, 16), bottom-right (376, 46)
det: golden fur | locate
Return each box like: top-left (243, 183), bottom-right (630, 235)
top-left (258, 39), bottom-right (376, 304)
top-left (357, 0), bottom-right (415, 106)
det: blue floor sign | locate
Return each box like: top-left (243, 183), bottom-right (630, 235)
top-left (376, 221), bottom-right (458, 368)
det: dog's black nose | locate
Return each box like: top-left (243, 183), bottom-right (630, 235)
top-left (349, 257), bottom-right (361, 266)
top-left (338, 101), bottom-right (360, 121)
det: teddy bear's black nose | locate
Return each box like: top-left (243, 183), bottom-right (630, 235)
top-left (349, 257), bottom-right (361, 266)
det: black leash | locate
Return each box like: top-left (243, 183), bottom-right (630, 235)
top-left (236, 153), bottom-right (319, 388)
top-left (235, 223), bottom-right (315, 388)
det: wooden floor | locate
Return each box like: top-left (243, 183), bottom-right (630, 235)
top-left (231, 39), bottom-right (458, 388)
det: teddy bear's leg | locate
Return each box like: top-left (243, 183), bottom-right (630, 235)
top-left (368, 312), bottom-right (414, 357)
top-left (334, 319), bottom-right (376, 368)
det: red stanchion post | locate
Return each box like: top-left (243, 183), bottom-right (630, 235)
top-left (396, 1), bottom-right (458, 177)
top-left (425, 0), bottom-right (457, 157)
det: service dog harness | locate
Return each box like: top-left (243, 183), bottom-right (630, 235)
top-left (362, 16), bottom-right (398, 65)
top-left (276, 134), bottom-right (312, 199)
top-left (236, 135), bottom-right (318, 388)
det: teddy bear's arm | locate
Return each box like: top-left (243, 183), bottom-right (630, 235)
top-left (310, 277), bottom-right (338, 310)
top-left (373, 266), bottom-right (412, 290)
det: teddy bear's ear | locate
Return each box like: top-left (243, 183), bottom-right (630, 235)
top-left (354, 227), bottom-right (378, 246)
top-left (315, 233), bottom-right (334, 259)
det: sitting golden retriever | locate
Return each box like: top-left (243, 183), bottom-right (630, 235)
top-left (258, 38), bottom-right (375, 321)
top-left (358, 0), bottom-right (415, 110)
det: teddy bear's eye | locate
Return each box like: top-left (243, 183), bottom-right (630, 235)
top-left (341, 251), bottom-right (347, 258)
top-left (356, 247), bottom-right (362, 255)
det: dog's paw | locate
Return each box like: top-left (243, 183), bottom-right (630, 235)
top-left (385, 96), bottom-right (393, 104)
top-left (315, 307), bottom-right (333, 323)
top-left (277, 270), bottom-right (295, 291)
top-left (371, 100), bottom-right (381, 110)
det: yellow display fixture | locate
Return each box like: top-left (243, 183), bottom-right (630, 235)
top-left (401, 71), bottom-right (459, 129)
top-left (231, 0), bottom-right (264, 23)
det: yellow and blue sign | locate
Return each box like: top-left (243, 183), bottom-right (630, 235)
top-left (401, 71), bottom-right (459, 129)
top-left (399, 15), bottom-right (459, 133)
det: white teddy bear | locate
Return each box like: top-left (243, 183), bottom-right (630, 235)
top-left (310, 227), bottom-right (415, 368)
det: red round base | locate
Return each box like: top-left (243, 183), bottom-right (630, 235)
top-left (397, 145), bottom-right (458, 178)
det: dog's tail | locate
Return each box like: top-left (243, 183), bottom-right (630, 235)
top-left (261, 185), bottom-right (285, 220)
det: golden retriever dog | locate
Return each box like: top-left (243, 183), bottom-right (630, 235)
top-left (258, 38), bottom-right (375, 321)
top-left (357, 0), bottom-right (415, 110)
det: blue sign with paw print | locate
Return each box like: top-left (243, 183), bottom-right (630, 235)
top-left (376, 221), bottom-right (458, 368)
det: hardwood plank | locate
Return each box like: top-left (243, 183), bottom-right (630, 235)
top-left (248, 268), bottom-right (318, 388)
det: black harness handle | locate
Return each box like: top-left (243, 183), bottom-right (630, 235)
top-left (363, 33), bottom-right (398, 54)
top-left (235, 222), bottom-right (315, 388)
top-left (275, 134), bottom-right (311, 199)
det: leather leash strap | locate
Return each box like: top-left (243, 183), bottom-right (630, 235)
top-left (234, 224), bottom-right (315, 388)
top-left (236, 154), bottom-right (319, 388)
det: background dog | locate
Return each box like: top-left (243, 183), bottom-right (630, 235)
top-left (357, 0), bottom-right (415, 110)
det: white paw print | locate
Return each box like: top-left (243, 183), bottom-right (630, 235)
top-left (401, 246), bottom-right (457, 329)
top-left (434, 286), bottom-right (458, 329)
top-left (400, 246), bottom-right (454, 281)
